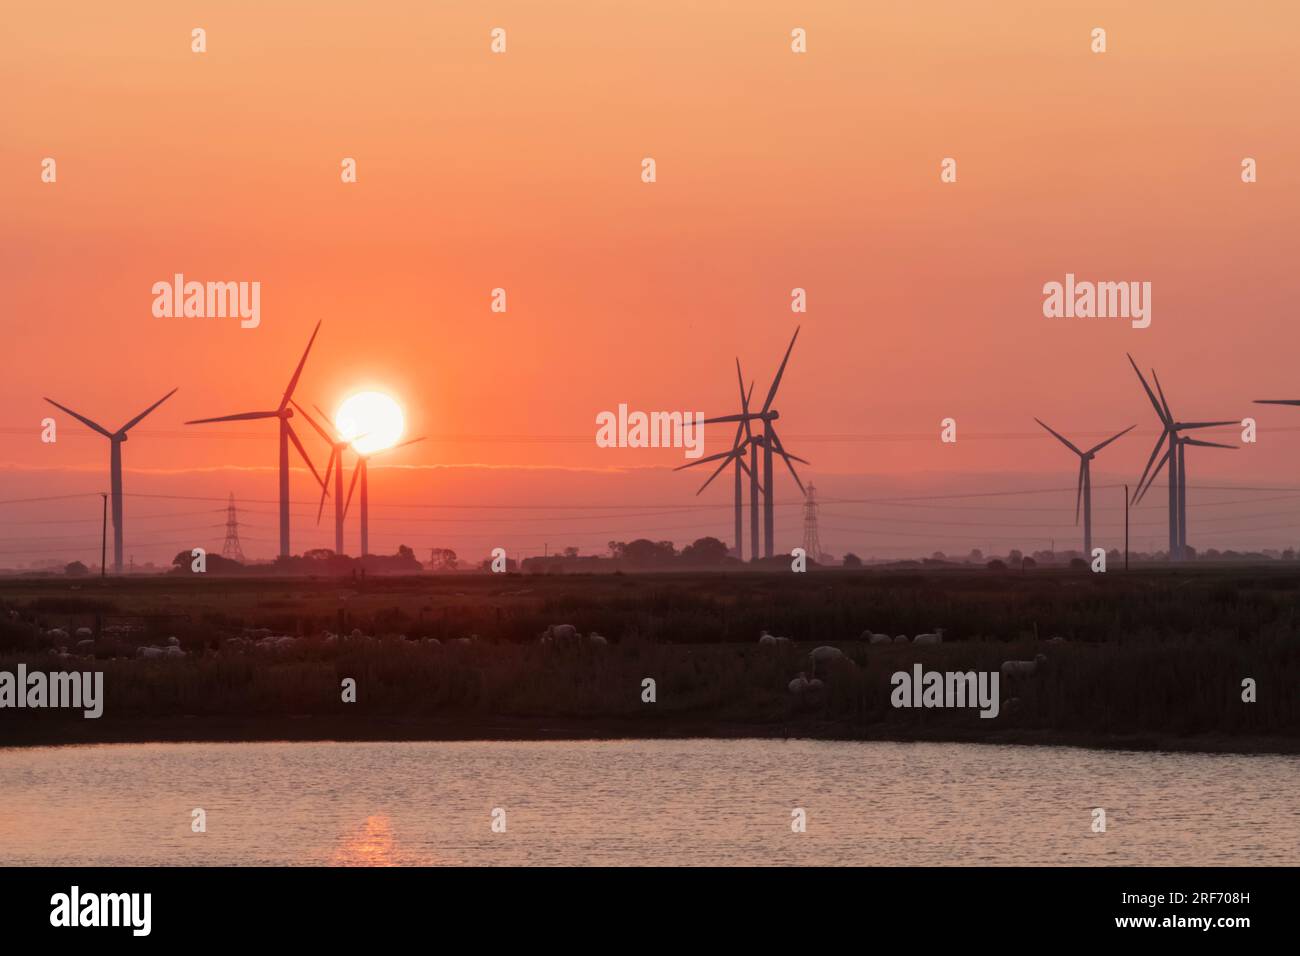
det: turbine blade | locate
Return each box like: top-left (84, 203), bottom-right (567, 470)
top-left (696, 449), bottom-right (740, 494)
top-left (761, 327), bottom-right (800, 414)
top-left (311, 402), bottom-right (345, 441)
top-left (675, 440), bottom-right (751, 471)
top-left (292, 400), bottom-right (334, 445)
top-left (702, 414), bottom-right (752, 425)
top-left (1127, 354), bottom-right (1169, 424)
top-left (1135, 449), bottom-right (1171, 504)
top-left (768, 426), bottom-right (806, 493)
top-left (1182, 438), bottom-right (1236, 449)
top-left (286, 422), bottom-right (325, 488)
top-left (1034, 417), bottom-right (1082, 455)
top-left (1254, 399), bottom-right (1300, 406)
top-left (43, 399), bottom-right (113, 438)
top-left (1086, 424), bottom-right (1136, 455)
top-left (739, 379), bottom-right (755, 442)
top-left (119, 388), bottom-right (179, 433)
top-left (1132, 431), bottom-right (1168, 503)
top-left (367, 436), bottom-right (427, 459)
top-left (1150, 368), bottom-right (1174, 422)
top-left (185, 410), bottom-right (278, 424)
top-left (1177, 420), bottom-right (1236, 430)
top-left (343, 462), bottom-right (361, 519)
top-left (317, 448), bottom-right (336, 524)
top-left (280, 320), bottom-right (322, 410)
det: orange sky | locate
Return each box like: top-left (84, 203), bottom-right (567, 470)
top-left (3, 1), bottom-right (1300, 565)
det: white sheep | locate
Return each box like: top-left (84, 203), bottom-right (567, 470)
top-left (913, 628), bottom-right (945, 645)
top-left (588, 632), bottom-right (608, 645)
top-left (758, 630), bottom-right (778, 645)
top-left (137, 646), bottom-right (165, 659)
top-left (75, 626), bottom-right (93, 639)
top-left (166, 636), bottom-right (180, 647)
top-left (892, 635), bottom-right (909, 644)
top-left (1001, 654), bottom-right (1047, 677)
top-left (164, 645), bottom-right (187, 659)
top-left (868, 632), bottom-right (893, 645)
top-left (809, 645), bottom-right (846, 665)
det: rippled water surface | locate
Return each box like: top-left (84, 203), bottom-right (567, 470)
top-left (1, 739), bottom-right (1295, 865)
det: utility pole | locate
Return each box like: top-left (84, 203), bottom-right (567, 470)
top-left (100, 493), bottom-right (107, 578)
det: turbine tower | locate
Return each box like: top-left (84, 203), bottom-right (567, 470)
top-left (1128, 354), bottom-right (1235, 561)
top-left (677, 328), bottom-right (809, 559)
top-left (186, 322), bottom-right (325, 559)
top-left (43, 388), bottom-right (178, 574)
top-left (1035, 420), bottom-right (1134, 556)
top-left (343, 436), bottom-right (426, 558)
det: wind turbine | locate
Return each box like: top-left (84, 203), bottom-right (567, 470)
top-left (343, 436), bottom-right (426, 558)
top-left (1034, 419), bottom-right (1134, 556)
top-left (186, 322), bottom-right (326, 559)
top-left (679, 328), bottom-right (809, 559)
top-left (675, 360), bottom-right (756, 559)
top-left (1128, 354), bottom-right (1235, 560)
top-left (291, 401), bottom-right (363, 556)
top-left (43, 388), bottom-right (178, 574)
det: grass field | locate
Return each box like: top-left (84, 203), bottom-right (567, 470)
top-left (2, 567), bottom-right (1297, 751)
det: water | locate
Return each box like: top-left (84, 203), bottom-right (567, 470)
top-left (0, 739), bottom-right (1295, 865)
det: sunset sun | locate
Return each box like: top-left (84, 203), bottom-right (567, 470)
top-left (335, 390), bottom-right (405, 456)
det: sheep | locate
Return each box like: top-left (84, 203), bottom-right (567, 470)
top-left (1001, 654), bottom-right (1048, 677)
top-left (350, 628), bottom-right (364, 640)
top-left (867, 632), bottom-right (893, 645)
top-left (166, 636), bottom-right (180, 647)
top-left (75, 626), bottom-right (93, 640)
top-left (774, 635), bottom-right (792, 646)
top-left (164, 645), bottom-right (187, 659)
top-left (588, 632), bottom-right (608, 645)
top-left (912, 628), bottom-right (945, 645)
top-left (46, 628), bottom-right (69, 643)
top-left (75, 639), bottom-right (95, 654)
top-left (1046, 635), bottom-right (1067, 644)
top-left (809, 645), bottom-right (846, 664)
top-left (893, 635), bottom-right (909, 644)
top-left (540, 624), bottom-right (582, 647)
top-left (137, 646), bottom-right (165, 659)
top-left (758, 630), bottom-right (778, 646)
